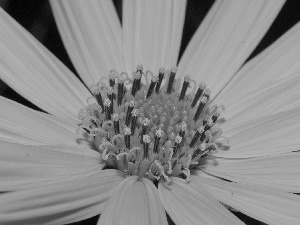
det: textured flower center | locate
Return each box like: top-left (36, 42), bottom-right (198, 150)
top-left (77, 65), bottom-right (229, 183)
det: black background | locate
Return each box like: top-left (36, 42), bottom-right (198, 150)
top-left (1, 0), bottom-right (300, 224)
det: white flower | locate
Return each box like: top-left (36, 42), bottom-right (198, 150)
top-left (0, 1), bottom-right (300, 225)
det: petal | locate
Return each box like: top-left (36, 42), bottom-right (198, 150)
top-left (0, 169), bottom-right (124, 225)
top-left (0, 8), bottom-right (90, 122)
top-left (122, 0), bottom-right (186, 73)
top-left (216, 107), bottom-right (300, 158)
top-left (193, 175), bottom-right (300, 225)
top-left (201, 152), bottom-right (300, 193)
top-left (50, 0), bottom-right (125, 88)
top-left (219, 72), bottom-right (300, 125)
top-left (98, 176), bottom-right (168, 225)
top-left (0, 96), bottom-right (90, 148)
top-left (215, 22), bottom-right (300, 108)
top-left (0, 141), bottom-right (101, 191)
top-left (177, 0), bottom-right (284, 97)
top-left (158, 178), bottom-right (244, 225)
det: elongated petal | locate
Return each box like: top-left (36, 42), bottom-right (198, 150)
top-left (216, 107), bottom-right (300, 158)
top-left (158, 178), bottom-right (244, 225)
top-left (0, 141), bottom-right (101, 191)
top-left (215, 23), bottom-right (300, 109)
top-left (201, 152), bottom-right (300, 193)
top-left (98, 176), bottom-right (168, 225)
top-left (178, 0), bottom-right (284, 97)
top-left (0, 169), bottom-right (124, 225)
top-left (0, 97), bottom-right (90, 148)
top-left (0, 8), bottom-right (90, 122)
top-left (192, 175), bottom-right (300, 225)
top-left (219, 72), bottom-right (300, 125)
top-left (123, 0), bottom-right (186, 73)
top-left (50, 0), bottom-right (125, 87)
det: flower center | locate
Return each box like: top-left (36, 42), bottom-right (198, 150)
top-left (77, 65), bottom-right (229, 183)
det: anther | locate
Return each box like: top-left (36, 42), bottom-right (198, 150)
top-left (91, 86), bottom-right (104, 110)
top-left (200, 119), bottom-right (214, 142)
top-left (191, 83), bottom-right (206, 108)
top-left (189, 126), bottom-right (204, 148)
top-left (141, 118), bottom-right (150, 143)
top-left (117, 76), bottom-right (125, 106)
top-left (112, 114), bottom-right (120, 134)
top-left (125, 100), bottom-right (135, 126)
top-left (104, 98), bottom-right (112, 120)
top-left (203, 88), bottom-right (211, 99)
top-left (154, 160), bottom-right (171, 183)
top-left (179, 75), bottom-right (190, 101)
top-left (155, 68), bottom-right (165, 93)
top-left (131, 72), bottom-right (141, 96)
top-left (124, 127), bottom-right (131, 149)
top-left (107, 87), bottom-right (114, 113)
top-left (109, 71), bottom-right (116, 88)
top-left (146, 77), bottom-right (157, 98)
top-left (153, 128), bottom-right (163, 154)
top-left (130, 109), bottom-right (139, 135)
top-left (194, 96), bottom-right (207, 121)
top-left (143, 134), bottom-right (151, 158)
top-left (192, 143), bottom-right (207, 160)
top-left (167, 67), bottom-right (177, 94)
top-left (136, 65), bottom-right (143, 91)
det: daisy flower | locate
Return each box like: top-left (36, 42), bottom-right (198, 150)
top-left (0, 0), bottom-right (300, 225)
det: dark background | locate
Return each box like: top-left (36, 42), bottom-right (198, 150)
top-left (1, 0), bottom-right (300, 224)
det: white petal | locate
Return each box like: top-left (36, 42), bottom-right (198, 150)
top-left (122, 0), bottom-right (186, 73)
top-left (220, 72), bottom-right (300, 125)
top-left (0, 169), bottom-right (124, 225)
top-left (98, 176), bottom-right (168, 225)
top-left (0, 141), bottom-right (101, 191)
top-left (215, 23), bottom-right (300, 121)
top-left (0, 8), bottom-right (90, 122)
top-left (0, 96), bottom-right (91, 148)
top-left (216, 107), bottom-right (300, 158)
top-left (158, 178), bottom-right (244, 225)
top-left (177, 0), bottom-right (284, 97)
top-left (201, 152), bottom-right (300, 193)
top-left (50, 0), bottom-right (125, 88)
top-left (192, 175), bottom-right (300, 225)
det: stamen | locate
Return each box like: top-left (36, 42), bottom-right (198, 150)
top-left (109, 70), bottom-right (117, 87)
top-left (191, 83), bottom-right (206, 108)
top-left (130, 109), bottom-right (139, 135)
top-left (192, 143), bottom-right (207, 160)
top-left (173, 135), bottom-right (182, 156)
top-left (107, 87), bottom-right (114, 114)
top-left (112, 113), bottom-right (120, 134)
top-left (155, 68), bottom-right (165, 93)
top-left (146, 77), bottom-right (157, 98)
top-left (194, 96), bottom-right (207, 121)
top-left (179, 75), bottom-right (190, 101)
top-left (124, 127), bottom-right (131, 149)
top-left (125, 100), bottom-right (135, 126)
top-left (117, 76), bottom-right (125, 106)
top-left (189, 126), bottom-right (204, 148)
top-left (143, 134), bottom-right (151, 158)
top-left (91, 85), bottom-right (104, 110)
top-left (131, 72), bottom-right (141, 96)
top-left (153, 128), bottom-right (163, 154)
top-left (103, 98), bottom-right (111, 120)
top-left (167, 67), bottom-right (177, 94)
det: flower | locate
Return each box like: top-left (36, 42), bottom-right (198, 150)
top-left (0, 0), bottom-right (300, 225)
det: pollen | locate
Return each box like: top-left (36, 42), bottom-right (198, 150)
top-left (77, 66), bottom-right (229, 184)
